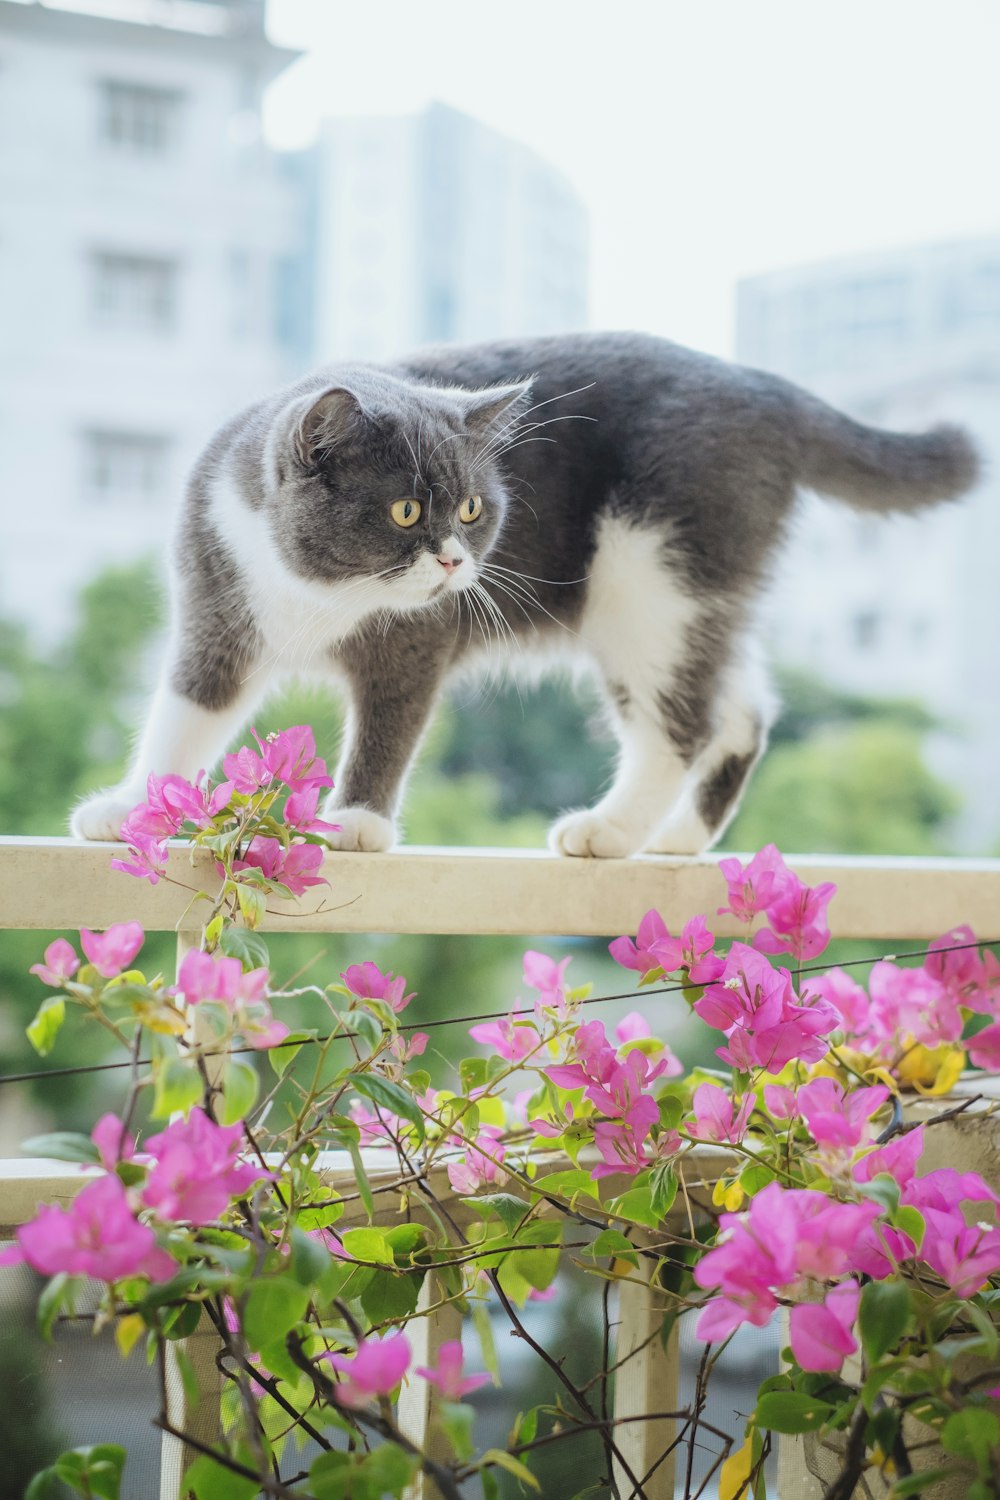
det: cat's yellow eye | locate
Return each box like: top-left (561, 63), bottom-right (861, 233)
top-left (459, 494), bottom-right (483, 524)
top-left (390, 498), bottom-right (421, 528)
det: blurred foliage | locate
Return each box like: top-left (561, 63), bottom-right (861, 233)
top-left (0, 558), bottom-right (965, 1139)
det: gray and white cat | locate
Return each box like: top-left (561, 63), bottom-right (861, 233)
top-left (71, 332), bottom-right (978, 858)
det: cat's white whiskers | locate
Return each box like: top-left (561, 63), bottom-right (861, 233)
top-left (487, 561), bottom-right (592, 588)
top-left (467, 382), bottom-right (596, 471)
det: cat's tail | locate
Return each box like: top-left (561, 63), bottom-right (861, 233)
top-left (793, 391), bottom-right (980, 513)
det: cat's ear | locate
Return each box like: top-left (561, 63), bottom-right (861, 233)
top-left (463, 380), bottom-right (534, 435)
top-left (293, 387), bottom-right (367, 468)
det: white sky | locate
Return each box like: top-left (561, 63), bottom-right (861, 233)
top-left (264, 0), bottom-right (1000, 357)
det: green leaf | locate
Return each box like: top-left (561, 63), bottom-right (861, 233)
top-left (530, 1168), bottom-right (600, 1204)
top-left (351, 1072), bottom-right (426, 1141)
top-left (755, 1391), bottom-right (835, 1434)
top-left (739, 1163), bottom-right (775, 1197)
top-left (267, 1032), bottom-right (309, 1079)
top-left (587, 1229), bottom-right (638, 1266)
top-left (341, 1227), bottom-right (394, 1265)
top-left (51, 1445), bottom-right (126, 1500)
top-left (460, 1056), bottom-right (489, 1092)
top-left (965, 1298), bottom-right (1000, 1360)
top-left (891, 1204), bottom-right (926, 1251)
top-left (184, 1452), bottom-right (259, 1500)
top-left (463, 1193), bottom-right (532, 1235)
top-left (610, 1183), bottom-right (660, 1229)
top-left (218, 1056), bottom-right (258, 1125)
top-left (218, 926), bottom-right (269, 972)
top-left (385, 1223), bottom-right (429, 1263)
top-left (151, 1057), bottom-right (205, 1119)
top-left (440, 1398), bottom-right (476, 1461)
top-left (235, 882), bottom-right (266, 929)
top-left (24, 1469), bottom-right (60, 1499)
top-left (480, 1449), bottom-right (541, 1491)
top-left (857, 1172), bottom-right (900, 1213)
top-left (350, 1008), bottom-right (382, 1052)
top-left (242, 1278), bottom-right (311, 1351)
top-left (290, 1226), bottom-right (332, 1286)
top-left (859, 1280), bottom-right (912, 1363)
top-left (162, 1300), bottom-right (203, 1341)
top-left (347, 1138), bottom-right (374, 1221)
top-left (27, 997), bottom-right (65, 1056)
top-left (941, 1409), bottom-right (1000, 1474)
top-left (359, 1445), bottom-right (419, 1491)
top-left (650, 1162), bottom-right (678, 1218)
top-left (889, 1471), bottom-right (966, 1497)
top-left (361, 1267), bottom-right (422, 1322)
top-left (21, 1131), bottom-right (101, 1165)
top-left (472, 1298), bottom-right (499, 1383)
top-left (38, 1273), bottom-right (72, 1342)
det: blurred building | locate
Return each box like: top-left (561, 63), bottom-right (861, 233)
top-left (314, 102), bottom-right (589, 360)
top-left (737, 239), bottom-right (1000, 849)
top-left (0, 0), bottom-right (311, 637)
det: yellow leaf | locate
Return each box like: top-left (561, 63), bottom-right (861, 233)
top-left (719, 1436), bottom-right (753, 1500)
top-left (131, 997), bottom-right (188, 1036)
top-left (115, 1313), bottom-right (145, 1358)
top-left (896, 1042), bottom-right (965, 1096)
top-left (713, 1178), bottom-right (745, 1211)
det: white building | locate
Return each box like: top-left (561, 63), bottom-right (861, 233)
top-left (314, 102), bottom-right (589, 361)
top-left (0, 0), bottom-right (310, 639)
top-left (737, 240), bottom-right (1000, 850)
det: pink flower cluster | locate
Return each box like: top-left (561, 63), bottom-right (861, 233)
top-left (325, 1334), bottom-right (487, 1408)
top-left (1, 1108), bottom-right (267, 1285)
top-left (175, 948), bottom-right (288, 1050)
top-left (695, 1129), bottom-right (1000, 1372)
top-left (695, 943), bottom-right (839, 1073)
top-left (718, 846), bottom-right (836, 962)
top-left (609, 911), bottom-right (722, 984)
top-left (31, 923), bottom-right (145, 985)
top-left (111, 726), bottom-right (338, 885)
top-left (539, 1017), bottom-right (681, 1177)
top-left (811, 924), bottom-right (1000, 1058)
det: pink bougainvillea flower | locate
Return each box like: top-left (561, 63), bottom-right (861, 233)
top-left (91, 1113), bottom-right (139, 1173)
top-left (807, 968), bottom-right (871, 1036)
top-left (447, 1126), bottom-right (507, 1195)
top-left (695, 944), bottom-right (838, 1073)
top-left (523, 950), bottom-right (572, 1014)
top-left (688, 1084), bottom-right (755, 1145)
top-left (111, 826), bottom-right (170, 885)
top-left (967, 1021), bottom-right (1000, 1071)
top-left (224, 726), bottom-right (334, 796)
top-left (79, 922), bottom-right (145, 979)
top-left (608, 909), bottom-right (671, 974)
top-left (341, 961), bottom-right (414, 1013)
top-left (229, 836), bottom-right (326, 896)
top-left (649, 915), bottom-right (724, 984)
top-left (852, 1125), bottom-right (924, 1189)
top-left (327, 1333), bottom-right (411, 1408)
top-left (867, 961), bottom-right (959, 1048)
top-left (388, 1029), bottom-right (429, 1064)
top-left (175, 949), bottom-right (269, 1009)
top-left (0, 1174), bottom-right (174, 1283)
top-left (283, 786), bottom-right (342, 838)
top-left (924, 926), bottom-right (988, 1008)
top-left (615, 1012), bottom-right (651, 1045)
top-left (789, 1281), bottom-right (860, 1372)
top-left (717, 845), bottom-right (791, 923)
top-left (138, 771), bottom-right (233, 835)
top-left (592, 1095), bottom-right (662, 1178)
top-left (796, 1078), bottom-right (889, 1152)
top-left (468, 1007), bottom-right (540, 1062)
top-left (415, 1340), bottom-right (490, 1401)
top-left (763, 1083), bottom-right (798, 1120)
top-left (141, 1108), bottom-right (269, 1224)
top-left (752, 874), bottom-right (837, 963)
top-left (920, 1208), bottom-right (1000, 1298)
top-left (30, 938), bottom-right (80, 986)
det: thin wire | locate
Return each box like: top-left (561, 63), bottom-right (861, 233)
top-left (4, 936), bottom-right (997, 1092)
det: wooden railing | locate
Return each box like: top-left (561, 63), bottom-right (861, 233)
top-left (2, 837), bottom-right (1000, 1500)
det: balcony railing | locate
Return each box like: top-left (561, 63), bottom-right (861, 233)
top-left (2, 837), bottom-right (1000, 1499)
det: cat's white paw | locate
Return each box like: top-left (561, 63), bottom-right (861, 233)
top-left (322, 807), bottom-right (395, 853)
top-left (70, 787), bottom-right (144, 842)
top-left (643, 812), bottom-right (713, 857)
top-left (548, 809), bottom-right (640, 859)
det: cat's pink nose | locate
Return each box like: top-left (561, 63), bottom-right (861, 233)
top-left (437, 554), bottom-right (463, 572)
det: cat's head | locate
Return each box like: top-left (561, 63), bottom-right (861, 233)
top-left (265, 371), bottom-right (533, 612)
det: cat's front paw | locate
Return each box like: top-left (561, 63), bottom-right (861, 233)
top-left (70, 787), bottom-right (144, 842)
top-left (322, 807), bottom-right (395, 853)
top-left (643, 811), bottom-right (713, 857)
top-left (548, 809), bottom-right (640, 859)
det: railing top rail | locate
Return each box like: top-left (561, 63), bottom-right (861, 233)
top-left (1, 836), bottom-right (999, 939)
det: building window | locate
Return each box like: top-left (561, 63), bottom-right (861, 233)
top-left (99, 81), bottom-right (181, 152)
top-left (91, 252), bottom-right (177, 331)
top-left (83, 430), bottom-right (169, 501)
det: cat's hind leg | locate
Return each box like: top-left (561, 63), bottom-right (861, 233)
top-left (645, 651), bottom-right (775, 856)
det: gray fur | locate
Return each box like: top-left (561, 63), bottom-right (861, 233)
top-left (73, 332), bottom-right (979, 856)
